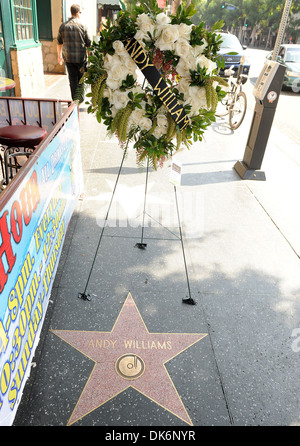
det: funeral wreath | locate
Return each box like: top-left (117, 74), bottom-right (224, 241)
top-left (78, 0), bottom-right (228, 169)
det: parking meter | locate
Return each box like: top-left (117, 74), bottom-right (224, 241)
top-left (234, 60), bottom-right (286, 180)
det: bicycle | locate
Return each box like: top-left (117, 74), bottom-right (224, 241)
top-left (216, 57), bottom-right (248, 130)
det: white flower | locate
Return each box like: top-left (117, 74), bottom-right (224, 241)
top-left (192, 43), bottom-right (207, 57)
top-left (156, 113), bottom-right (168, 129)
top-left (155, 12), bottom-right (171, 27)
top-left (177, 23), bottom-right (193, 41)
top-left (153, 125), bottom-right (168, 138)
top-left (151, 112), bottom-right (169, 138)
top-left (103, 86), bottom-right (113, 103)
top-left (136, 13), bottom-right (155, 36)
top-left (134, 30), bottom-right (148, 48)
top-left (177, 78), bottom-right (191, 98)
top-left (110, 105), bottom-right (118, 118)
top-left (106, 63), bottom-right (125, 90)
top-left (153, 126), bottom-right (165, 138)
top-left (134, 13), bottom-right (155, 46)
top-left (184, 85), bottom-right (207, 116)
top-left (139, 116), bottom-right (152, 131)
top-left (105, 54), bottom-right (135, 90)
top-left (176, 53), bottom-right (196, 79)
top-left (194, 86), bottom-right (207, 108)
top-left (131, 85), bottom-right (145, 96)
top-left (120, 53), bottom-right (138, 76)
top-left (128, 108), bottom-right (145, 127)
top-left (196, 55), bottom-right (217, 75)
top-left (112, 90), bottom-right (130, 110)
top-left (112, 40), bottom-right (127, 56)
top-left (175, 38), bottom-right (193, 58)
top-left (103, 53), bottom-right (121, 71)
top-left (155, 24), bottom-right (179, 52)
top-left (106, 77), bottom-right (122, 91)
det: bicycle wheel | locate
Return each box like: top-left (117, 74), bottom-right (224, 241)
top-left (229, 91), bottom-right (247, 130)
top-left (215, 97), bottom-right (229, 117)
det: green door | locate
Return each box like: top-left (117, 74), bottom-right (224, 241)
top-left (0, 9), bottom-right (6, 75)
top-left (0, 3), bottom-right (13, 97)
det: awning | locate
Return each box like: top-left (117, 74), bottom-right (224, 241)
top-left (97, 0), bottom-right (120, 5)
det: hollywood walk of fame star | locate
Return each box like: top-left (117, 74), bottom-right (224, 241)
top-left (51, 293), bottom-right (207, 426)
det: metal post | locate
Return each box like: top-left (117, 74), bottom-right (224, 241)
top-left (272, 0), bottom-right (293, 61)
top-left (234, 0), bottom-right (292, 181)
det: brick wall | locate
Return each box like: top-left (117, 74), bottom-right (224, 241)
top-left (41, 40), bottom-right (65, 74)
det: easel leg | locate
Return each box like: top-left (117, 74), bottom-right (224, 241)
top-left (135, 157), bottom-right (149, 250)
top-left (174, 185), bottom-right (197, 305)
top-left (78, 143), bottom-right (128, 301)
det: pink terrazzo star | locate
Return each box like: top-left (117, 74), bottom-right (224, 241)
top-left (51, 293), bottom-right (207, 426)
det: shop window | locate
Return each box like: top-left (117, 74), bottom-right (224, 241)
top-left (11, 0), bottom-right (40, 48)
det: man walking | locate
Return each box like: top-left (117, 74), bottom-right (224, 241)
top-left (57, 4), bottom-right (92, 100)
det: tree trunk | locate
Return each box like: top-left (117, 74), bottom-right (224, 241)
top-left (171, 0), bottom-right (181, 15)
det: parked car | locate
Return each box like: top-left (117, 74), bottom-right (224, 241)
top-left (266, 44), bottom-right (300, 92)
top-left (217, 32), bottom-right (250, 80)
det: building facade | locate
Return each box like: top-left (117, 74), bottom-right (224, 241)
top-left (38, 0), bottom-right (99, 75)
top-left (0, 0), bottom-right (101, 97)
top-left (0, 0), bottom-right (44, 96)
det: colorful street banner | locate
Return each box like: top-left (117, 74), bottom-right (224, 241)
top-left (0, 105), bottom-right (83, 425)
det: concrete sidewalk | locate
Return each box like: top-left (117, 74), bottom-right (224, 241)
top-left (14, 74), bottom-right (300, 426)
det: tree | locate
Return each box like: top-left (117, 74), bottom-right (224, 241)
top-left (189, 0), bottom-right (300, 44)
top-left (287, 15), bottom-right (300, 42)
top-left (171, 0), bottom-right (182, 14)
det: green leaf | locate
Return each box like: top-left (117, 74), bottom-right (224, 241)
top-left (211, 20), bottom-right (224, 33)
top-left (96, 110), bottom-right (102, 123)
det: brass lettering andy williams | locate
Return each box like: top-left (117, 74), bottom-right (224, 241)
top-left (124, 38), bottom-right (189, 130)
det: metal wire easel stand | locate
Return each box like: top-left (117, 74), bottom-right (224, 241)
top-left (78, 150), bottom-right (196, 305)
top-left (134, 157), bottom-right (196, 305)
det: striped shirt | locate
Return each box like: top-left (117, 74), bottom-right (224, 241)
top-left (57, 17), bottom-right (92, 64)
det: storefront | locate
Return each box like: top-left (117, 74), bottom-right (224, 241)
top-left (37, 0), bottom-right (99, 74)
top-left (97, 0), bottom-right (121, 34)
top-left (0, 0), bottom-right (44, 97)
top-left (0, 1), bottom-right (14, 96)
top-left (0, 0), bottom-right (100, 96)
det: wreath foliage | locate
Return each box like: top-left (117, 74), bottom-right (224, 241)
top-left (78, 0), bottom-right (228, 169)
